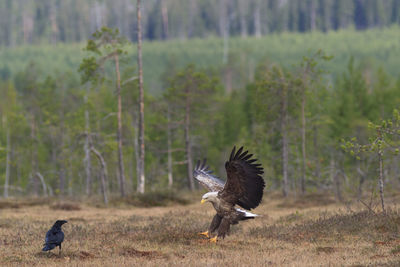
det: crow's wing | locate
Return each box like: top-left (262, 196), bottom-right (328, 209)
top-left (193, 159), bottom-right (225, 192)
top-left (219, 146), bottom-right (265, 210)
top-left (45, 229), bottom-right (64, 245)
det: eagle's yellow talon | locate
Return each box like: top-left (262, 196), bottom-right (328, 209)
top-left (209, 236), bottom-right (218, 243)
top-left (198, 231), bottom-right (209, 238)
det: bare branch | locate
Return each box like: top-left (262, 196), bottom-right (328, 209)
top-left (173, 160), bottom-right (188, 165)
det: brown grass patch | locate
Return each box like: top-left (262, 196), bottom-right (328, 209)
top-left (126, 211), bottom-right (208, 245)
top-left (0, 198), bottom-right (51, 209)
top-left (391, 245), bottom-right (400, 254)
top-left (51, 202), bottom-right (81, 211)
top-left (316, 246), bottom-right (336, 254)
top-left (250, 210), bottom-right (400, 243)
top-left (120, 247), bottom-right (164, 259)
top-left (110, 190), bottom-right (191, 207)
top-left (67, 217), bottom-right (86, 222)
top-left (2, 193), bottom-right (400, 266)
top-left (79, 251), bottom-right (95, 259)
top-left (277, 192), bottom-right (336, 209)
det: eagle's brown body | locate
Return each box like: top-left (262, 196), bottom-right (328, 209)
top-left (194, 146), bottom-right (264, 241)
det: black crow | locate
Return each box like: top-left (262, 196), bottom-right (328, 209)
top-left (42, 220), bottom-right (67, 255)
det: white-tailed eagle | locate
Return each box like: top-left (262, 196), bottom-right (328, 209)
top-left (194, 146), bottom-right (265, 242)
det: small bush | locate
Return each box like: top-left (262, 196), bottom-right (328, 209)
top-left (277, 193), bottom-right (335, 209)
top-left (119, 247), bottom-right (164, 259)
top-left (50, 202), bottom-right (81, 211)
top-left (111, 190), bottom-right (190, 207)
top-left (0, 198), bottom-right (51, 209)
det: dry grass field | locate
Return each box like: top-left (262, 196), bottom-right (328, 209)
top-left (1, 192), bottom-right (400, 267)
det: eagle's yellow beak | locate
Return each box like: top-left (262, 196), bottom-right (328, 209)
top-left (201, 199), bottom-right (206, 204)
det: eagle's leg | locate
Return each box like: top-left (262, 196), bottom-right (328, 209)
top-left (214, 218), bottom-right (231, 241)
top-left (198, 231), bottom-right (209, 238)
top-left (209, 236), bottom-right (218, 243)
top-left (199, 214), bottom-right (222, 239)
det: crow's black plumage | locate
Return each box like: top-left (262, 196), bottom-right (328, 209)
top-left (42, 220), bottom-right (67, 254)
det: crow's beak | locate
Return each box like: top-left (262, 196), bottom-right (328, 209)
top-left (201, 199), bottom-right (206, 204)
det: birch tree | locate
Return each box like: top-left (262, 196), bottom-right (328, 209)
top-left (79, 27), bottom-right (128, 197)
top-left (137, 0), bottom-right (146, 193)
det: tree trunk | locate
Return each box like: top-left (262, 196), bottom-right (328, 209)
top-left (114, 53), bottom-right (126, 197)
top-left (167, 107), bottom-right (173, 188)
top-left (49, 0), bottom-right (58, 45)
top-left (313, 125), bottom-right (321, 180)
top-left (3, 125), bottom-right (10, 198)
top-left (187, 0), bottom-right (196, 38)
top-left (219, 0), bottom-right (227, 38)
top-left (310, 0), bottom-right (316, 31)
top-left (300, 64), bottom-right (310, 195)
top-left (132, 116), bottom-right (140, 190)
top-left (300, 90), bottom-right (306, 194)
top-left (238, 0), bottom-right (248, 38)
top-left (185, 89), bottom-right (195, 191)
top-left (377, 135), bottom-right (385, 213)
top-left (22, 2), bottom-right (34, 44)
top-left (281, 80), bottom-right (289, 197)
top-left (356, 163), bottom-right (365, 200)
top-left (84, 94), bottom-right (92, 196)
top-left (330, 154), bottom-right (343, 202)
top-left (59, 145), bottom-right (66, 195)
top-left (30, 115), bottom-right (39, 196)
top-left (137, 0), bottom-right (146, 194)
top-left (220, 0), bottom-right (230, 64)
top-left (161, 0), bottom-right (169, 40)
top-left (254, 0), bottom-right (262, 38)
top-left (59, 85), bottom-right (66, 195)
top-left (91, 147), bottom-right (108, 205)
top-left (36, 172), bottom-right (47, 197)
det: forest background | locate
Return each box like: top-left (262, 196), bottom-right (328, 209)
top-left (1, 0), bottom-right (400, 205)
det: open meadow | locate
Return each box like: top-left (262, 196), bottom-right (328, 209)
top-left (1, 193), bottom-right (400, 267)
top-left (3, 2), bottom-right (400, 266)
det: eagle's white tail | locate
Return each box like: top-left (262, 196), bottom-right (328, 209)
top-left (236, 208), bottom-right (258, 218)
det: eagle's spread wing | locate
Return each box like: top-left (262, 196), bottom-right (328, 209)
top-left (193, 159), bottom-right (225, 192)
top-left (219, 146), bottom-right (265, 210)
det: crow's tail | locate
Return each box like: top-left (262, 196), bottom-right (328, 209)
top-left (42, 243), bottom-right (56, 251)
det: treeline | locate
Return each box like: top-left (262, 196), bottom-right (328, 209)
top-left (1, 32), bottom-right (400, 201)
top-left (2, 27), bottom-right (400, 96)
top-left (1, 0), bottom-right (400, 46)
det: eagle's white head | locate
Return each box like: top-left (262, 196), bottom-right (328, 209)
top-left (201, 191), bottom-right (219, 204)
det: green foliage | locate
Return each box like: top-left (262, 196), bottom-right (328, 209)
top-left (79, 27), bottom-right (128, 85)
top-left (343, 109), bottom-right (400, 159)
top-left (3, 26), bottom-right (400, 198)
top-left (2, 28), bottom-right (400, 94)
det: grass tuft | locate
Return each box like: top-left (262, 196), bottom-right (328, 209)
top-left (277, 193), bottom-right (335, 209)
top-left (119, 247), bottom-right (165, 259)
top-left (0, 198), bottom-right (52, 209)
top-left (51, 202), bottom-right (81, 211)
top-left (316, 246), bottom-right (336, 254)
top-left (111, 190), bottom-right (191, 207)
top-left (250, 210), bottom-right (400, 243)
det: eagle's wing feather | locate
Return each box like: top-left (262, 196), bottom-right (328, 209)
top-left (219, 146), bottom-right (265, 210)
top-left (193, 159), bottom-right (225, 192)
